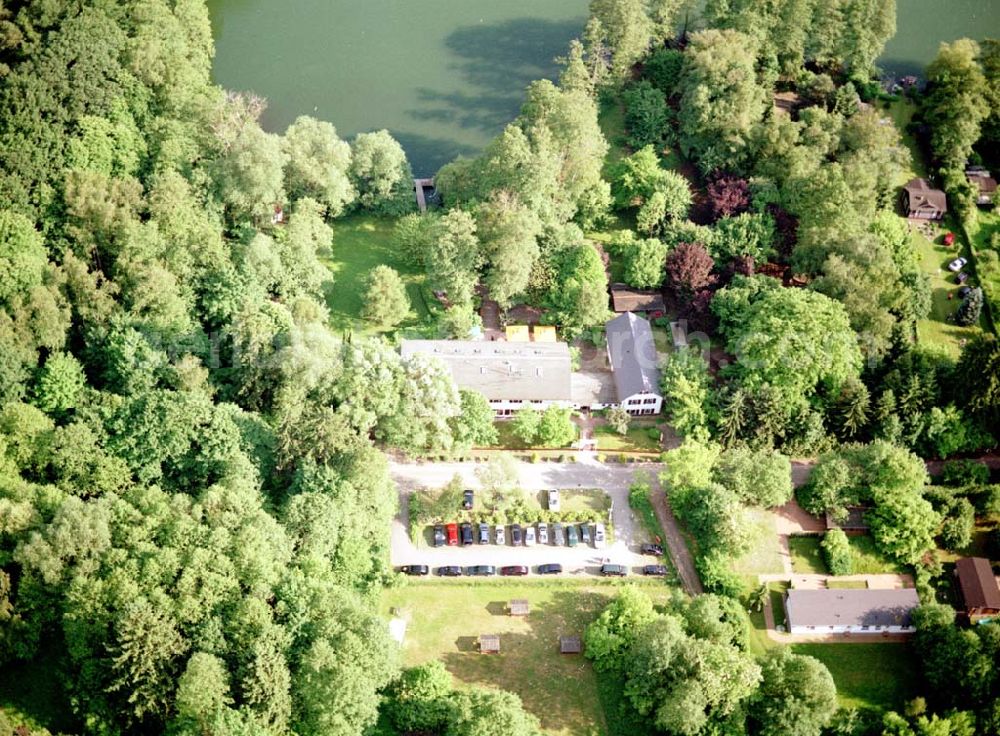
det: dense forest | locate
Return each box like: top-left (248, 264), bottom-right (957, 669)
top-left (1, 0), bottom-right (1000, 734)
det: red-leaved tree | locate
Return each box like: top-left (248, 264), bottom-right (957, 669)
top-left (665, 242), bottom-right (716, 299)
top-left (706, 175), bottom-right (750, 221)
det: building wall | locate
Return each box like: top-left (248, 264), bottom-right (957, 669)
top-left (788, 624), bottom-right (915, 634)
top-left (489, 399), bottom-right (573, 418)
top-left (620, 392), bottom-right (662, 415)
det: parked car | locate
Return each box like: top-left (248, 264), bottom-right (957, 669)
top-left (460, 522), bottom-right (473, 546)
top-left (524, 525), bottom-right (536, 546)
top-left (478, 523), bottom-right (490, 545)
top-left (511, 524), bottom-right (523, 546)
top-left (537, 563), bottom-right (563, 575)
top-left (433, 525), bottom-right (445, 547)
top-left (462, 490), bottom-right (474, 510)
top-left (949, 256), bottom-right (968, 272)
top-left (400, 565), bottom-right (429, 576)
top-left (537, 523), bottom-right (549, 545)
top-left (467, 565), bottom-right (496, 576)
top-left (956, 271), bottom-right (969, 284)
top-left (958, 285), bottom-right (972, 299)
top-left (500, 565), bottom-right (529, 576)
top-left (641, 543), bottom-right (664, 557)
top-left (437, 566), bottom-right (462, 576)
top-left (600, 564), bottom-right (628, 577)
top-left (446, 523), bottom-right (459, 547)
top-left (552, 523), bottom-right (565, 546)
top-left (643, 565), bottom-right (668, 576)
top-left (494, 525), bottom-right (506, 546)
top-left (580, 524), bottom-right (592, 546)
top-left (547, 489), bottom-right (560, 511)
top-left (566, 524), bottom-right (579, 547)
top-left (594, 523), bottom-right (606, 549)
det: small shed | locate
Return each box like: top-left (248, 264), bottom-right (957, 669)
top-left (560, 636), bottom-right (582, 654)
top-left (772, 91), bottom-right (802, 116)
top-left (610, 283), bottom-right (666, 314)
top-left (670, 320), bottom-right (688, 349)
top-left (479, 634), bottom-right (500, 654)
top-left (532, 325), bottom-right (557, 342)
top-left (966, 168), bottom-right (998, 206)
top-left (955, 557), bottom-right (1000, 624)
top-left (509, 599), bottom-right (530, 617)
top-left (506, 325), bottom-right (530, 342)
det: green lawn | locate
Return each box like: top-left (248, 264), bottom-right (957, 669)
top-left (789, 535), bottom-right (826, 574)
top-left (912, 225), bottom-right (983, 358)
top-left (593, 424), bottom-right (662, 453)
top-left (790, 643), bottom-right (919, 711)
top-left (599, 96), bottom-right (628, 179)
top-left (322, 213), bottom-right (434, 332)
top-left (885, 99), bottom-right (928, 184)
top-left (381, 581), bottom-right (671, 736)
top-left (731, 507), bottom-right (784, 577)
top-left (846, 535), bottom-right (906, 575)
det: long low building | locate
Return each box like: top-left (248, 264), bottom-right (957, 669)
top-left (400, 339), bottom-right (573, 417)
top-left (785, 588), bottom-right (919, 635)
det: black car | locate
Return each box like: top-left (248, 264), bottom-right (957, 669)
top-left (641, 543), bottom-right (664, 557)
top-left (433, 525), bottom-right (445, 547)
top-left (958, 285), bottom-right (972, 299)
top-left (537, 563), bottom-right (563, 575)
top-left (510, 524), bottom-right (523, 546)
top-left (477, 523), bottom-right (490, 545)
top-left (400, 564), bottom-right (429, 576)
top-left (437, 566), bottom-right (462, 576)
top-left (460, 522), bottom-right (474, 546)
top-left (467, 565), bottom-right (496, 576)
top-left (462, 490), bottom-right (474, 510)
top-left (500, 565), bottom-right (529, 576)
top-left (600, 564), bottom-right (628, 577)
top-left (643, 565), bottom-right (669, 576)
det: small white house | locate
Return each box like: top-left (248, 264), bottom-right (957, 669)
top-left (785, 589), bottom-right (919, 635)
top-left (399, 339), bottom-right (573, 418)
top-left (605, 312), bottom-right (663, 415)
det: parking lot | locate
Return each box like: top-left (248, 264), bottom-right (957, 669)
top-left (390, 459), bottom-right (663, 576)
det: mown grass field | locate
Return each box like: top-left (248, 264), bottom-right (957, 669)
top-left (789, 643), bottom-right (919, 711)
top-left (593, 423), bottom-right (662, 453)
top-left (381, 580), bottom-right (672, 736)
top-left (731, 507), bottom-right (785, 577)
top-left (323, 213), bottom-right (433, 332)
top-left (788, 534), bottom-right (904, 575)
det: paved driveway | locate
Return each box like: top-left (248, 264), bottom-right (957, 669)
top-left (390, 459), bottom-right (663, 576)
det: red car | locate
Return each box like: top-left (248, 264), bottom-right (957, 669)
top-left (446, 523), bottom-right (459, 546)
top-left (500, 565), bottom-right (529, 576)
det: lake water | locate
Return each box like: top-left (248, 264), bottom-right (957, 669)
top-left (208, 0), bottom-right (1000, 177)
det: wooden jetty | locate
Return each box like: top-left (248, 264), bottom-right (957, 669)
top-left (413, 178), bottom-right (434, 213)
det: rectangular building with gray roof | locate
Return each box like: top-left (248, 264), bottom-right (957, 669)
top-left (605, 312), bottom-right (663, 415)
top-left (400, 339), bottom-right (573, 417)
top-left (785, 588), bottom-right (919, 634)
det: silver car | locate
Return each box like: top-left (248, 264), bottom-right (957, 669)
top-left (594, 523), bottom-right (606, 549)
top-left (525, 525), bottom-right (536, 546)
top-left (553, 523), bottom-right (565, 546)
top-left (537, 523), bottom-right (549, 545)
top-left (495, 525), bottom-right (506, 545)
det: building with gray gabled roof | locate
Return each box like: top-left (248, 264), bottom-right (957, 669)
top-left (785, 588), bottom-right (919, 634)
top-left (605, 312), bottom-right (663, 415)
top-left (399, 339), bottom-right (573, 417)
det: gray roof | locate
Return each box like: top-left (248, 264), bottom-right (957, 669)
top-left (786, 589), bottom-right (919, 629)
top-left (605, 312), bottom-right (661, 400)
top-left (399, 339), bottom-right (572, 402)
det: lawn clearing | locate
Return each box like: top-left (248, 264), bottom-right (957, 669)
top-left (912, 224), bottom-right (983, 358)
top-left (790, 643), bottom-right (919, 711)
top-left (789, 535), bottom-right (826, 574)
top-left (323, 213), bottom-right (433, 333)
top-left (731, 507), bottom-right (784, 576)
top-left (594, 423), bottom-right (662, 453)
top-left (382, 581), bottom-right (671, 736)
top-left (826, 579), bottom-right (868, 589)
top-left (847, 535), bottom-right (905, 575)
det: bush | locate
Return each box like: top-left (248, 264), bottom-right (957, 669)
top-left (940, 459), bottom-right (990, 487)
top-left (821, 530), bottom-right (853, 575)
top-left (646, 427), bottom-right (661, 441)
top-left (940, 497), bottom-right (975, 551)
top-left (696, 551), bottom-right (743, 598)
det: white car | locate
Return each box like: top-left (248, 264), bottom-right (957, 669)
top-left (524, 526), bottom-right (536, 546)
top-left (949, 257), bottom-right (968, 272)
top-left (593, 523), bottom-right (606, 549)
top-left (537, 523), bottom-right (549, 545)
top-left (494, 525), bottom-right (505, 545)
top-left (547, 490), bottom-right (560, 511)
